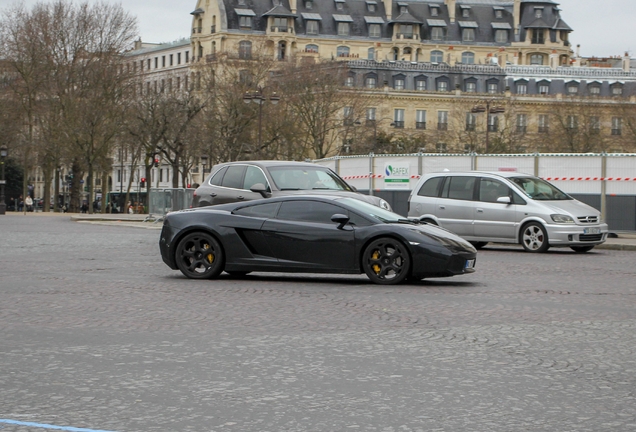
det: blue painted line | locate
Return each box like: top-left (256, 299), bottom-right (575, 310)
top-left (0, 419), bottom-right (119, 432)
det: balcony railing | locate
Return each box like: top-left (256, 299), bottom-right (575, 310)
top-left (211, 25), bottom-right (216, 33)
top-left (488, 125), bottom-right (498, 132)
top-left (538, 126), bottom-right (549, 133)
top-left (416, 121), bottom-right (427, 130)
top-left (465, 123), bottom-right (476, 131)
top-left (393, 121), bottom-right (405, 129)
top-left (437, 123), bottom-right (448, 131)
top-left (271, 26), bottom-right (289, 32)
top-left (612, 129), bottom-right (622, 136)
top-left (516, 126), bottom-right (527, 134)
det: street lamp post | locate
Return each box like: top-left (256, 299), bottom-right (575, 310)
top-left (0, 146), bottom-right (7, 215)
top-left (243, 90), bottom-right (280, 149)
top-left (471, 99), bottom-right (505, 154)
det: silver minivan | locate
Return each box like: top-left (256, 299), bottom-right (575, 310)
top-left (408, 171), bottom-right (608, 253)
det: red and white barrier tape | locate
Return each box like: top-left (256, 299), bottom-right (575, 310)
top-left (542, 177), bottom-right (636, 181)
top-left (341, 174), bottom-right (636, 181)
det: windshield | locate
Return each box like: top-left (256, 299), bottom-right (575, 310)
top-left (338, 198), bottom-right (408, 224)
top-left (510, 176), bottom-right (571, 201)
top-left (269, 166), bottom-right (353, 191)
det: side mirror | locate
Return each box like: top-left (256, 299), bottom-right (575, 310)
top-left (250, 183), bottom-right (271, 198)
top-left (497, 196), bottom-right (511, 204)
top-left (331, 213), bottom-right (350, 229)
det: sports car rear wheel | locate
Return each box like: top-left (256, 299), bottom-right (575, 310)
top-left (362, 238), bottom-right (411, 285)
top-left (175, 232), bottom-right (224, 279)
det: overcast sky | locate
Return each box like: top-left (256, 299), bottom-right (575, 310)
top-left (9, 0), bottom-right (636, 58)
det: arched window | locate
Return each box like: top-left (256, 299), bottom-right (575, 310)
top-left (337, 46), bottom-right (350, 57)
top-left (305, 44), bottom-right (319, 53)
top-left (461, 52), bottom-right (475, 64)
top-left (238, 41), bottom-right (252, 59)
top-left (430, 50), bottom-right (443, 63)
top-left (530, 54), bottom-right (544, 65)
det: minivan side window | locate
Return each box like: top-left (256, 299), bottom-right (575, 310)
top-left (479, 179), bottom-right (509, 203)
top-left (221, 165), bottom-right (246, 189)
top-left (417, 176), bottom-right (443, 197)
top-left (442, 176), bottom-right (476, 200)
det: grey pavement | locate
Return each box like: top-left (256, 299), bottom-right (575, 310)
top-left (10, 211), bottom-right (636, 250)
top-left (1, 213), bottom-right (636, 432)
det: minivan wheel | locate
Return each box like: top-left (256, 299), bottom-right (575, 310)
top-left (571, 246), bottom-right (595, 253)
top-left (521, 223), bottom-right (550, 253)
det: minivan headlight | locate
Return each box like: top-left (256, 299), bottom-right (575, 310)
top-left (379, 199), bottom-right (391, 211)
top-left (551, 214), bottom-right (575, 224)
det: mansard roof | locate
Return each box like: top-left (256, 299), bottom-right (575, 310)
top-left (218, 0), bottom-right (571, 44)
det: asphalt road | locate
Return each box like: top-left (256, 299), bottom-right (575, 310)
top-left (1, 215), bottom-right (635, 432)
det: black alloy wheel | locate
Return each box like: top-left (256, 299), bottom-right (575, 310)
top-left (362, 237), bottom-right (411, 285)
top-left (571, 245), bottom-right (595, 253)
top-left (175, 232), bottom-right (225, 279)
top-left (521, 222), bottom-right (550, 253)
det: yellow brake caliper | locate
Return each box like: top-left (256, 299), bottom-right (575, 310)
top-left (203, 243), bottom-right (214, 264)
top-left (372, 250), bottom-right (381, 275)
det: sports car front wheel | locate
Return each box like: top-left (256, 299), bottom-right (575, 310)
top-left (175, 232), bottom-right (224, 279)
top-left (362, 238), bottom-right (411, 285)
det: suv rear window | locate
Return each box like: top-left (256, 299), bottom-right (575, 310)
top-left (417, 177), bottom-right (443, 197)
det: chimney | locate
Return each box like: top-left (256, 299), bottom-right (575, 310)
top-left (290, 0), bottom-right (297, 14)
top-left (446, 0), bottom-right (456, 23)
top-left (623, 52), bottom-right (631, 72)
top-left (383, 0), bottom-right (393, 20)
top-left (134, 38), bottom-right (142, 50)
top-left (513, 0), bottom-right (521, 36)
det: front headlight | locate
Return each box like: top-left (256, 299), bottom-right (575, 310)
top-left (379, 199), bottom-right (392, 211)
top-left (551, 214), bottom-right (575, 224)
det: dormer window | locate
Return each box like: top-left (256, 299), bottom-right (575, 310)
top-left (495, 9), bottom-right (503, 19)
top-left (335, 0), bottom-right (345, 11)
top-left (461, 6), bottom-right (471, 18)
top-left (238, 0), bottom-right (245, 5)
top-left (534, 7), bottom-right (543, 19)
top-left (366, 1), bottom-right (377, 12)
top-left (430, 6), bottom-right (439, 17)
top-left (305, 1), bottom-right (312, 8)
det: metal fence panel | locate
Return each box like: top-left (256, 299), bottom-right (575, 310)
top-left (148, 188), bottom-right (194, 216)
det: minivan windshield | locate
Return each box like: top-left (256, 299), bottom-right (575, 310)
top-left (510, 176), bottom-right (571, 201)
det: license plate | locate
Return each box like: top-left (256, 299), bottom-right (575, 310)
top-left (584, 228), bottom-right (601, 234)
top-left (465, 259), bottom-right (475, 269)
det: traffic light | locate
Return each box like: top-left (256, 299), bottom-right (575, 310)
top-left (140, 177), bottom-right (146, 188)
top-left (153, 158), bottom-right (160, 168)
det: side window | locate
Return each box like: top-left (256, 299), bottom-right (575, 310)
top-left (511, 191), bottom-right (526, 205)
top-left (209, 166), bottom-right (227, 186)
top-left (221, 165), bottom-right (245, 189)
top-left (243, 166), bottom-right (269, 191)
top-left (478, 179), bottom-right (509, 203)
top-left (417, 177), bottom-right (443, 197)
top-left (347, 211), bottom-right (372, 227)
top-left (277, 200), bottom-right (345, 224)
top-left (233, 202), bottom-right (280, 218)
top-left (442, 176), bottom-right (476, 200)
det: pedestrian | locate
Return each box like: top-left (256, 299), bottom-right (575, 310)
top-left (18, 195), bottom-right (23, 212)
top-left (25, 195), bottom-right (33, 212)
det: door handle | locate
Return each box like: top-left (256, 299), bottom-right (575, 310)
top-left (237, 196), bottom-right (245, 200)
top-left (476, 208), bottom-right (484, 213)
top-left (209, 193), bottom-right (217, 197)
top-left (438, 205), bottom-right (445, 210)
